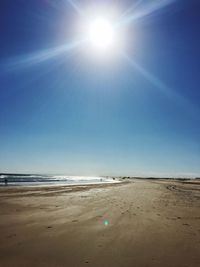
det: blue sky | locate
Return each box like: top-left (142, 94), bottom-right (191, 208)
top-left (0, 0), bottom-right (200, 177)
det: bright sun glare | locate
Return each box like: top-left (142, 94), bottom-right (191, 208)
top-left (88, 18), bottom-right (115, 50)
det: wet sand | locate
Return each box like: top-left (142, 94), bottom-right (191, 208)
top-left (0, 179), bottom-right (200, 267)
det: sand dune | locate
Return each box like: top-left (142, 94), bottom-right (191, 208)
top-left (0, 179), bottom-right (200, 267)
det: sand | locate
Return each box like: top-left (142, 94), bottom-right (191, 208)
top-left (0, 179), bottom-right (200, 267)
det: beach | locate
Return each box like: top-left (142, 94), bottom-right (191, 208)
top-left (0, 179), bottom-right (200, 267)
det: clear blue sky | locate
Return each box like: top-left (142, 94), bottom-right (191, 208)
top-left (0, 0), bottom-right (200, 177)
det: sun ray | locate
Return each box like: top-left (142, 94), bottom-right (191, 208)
top-left (120, 0), bottom-right (143, 20)
top-left (122, 52), bottom-right (198, 116)
top-left (66, 0), bottom-right (84, 16)
top-left (4, 39), bottom-right (86, 70)
top-left (117, 0), bottom-right (176, 27)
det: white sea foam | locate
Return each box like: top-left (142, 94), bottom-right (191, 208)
top-left (0, 174), bottom-right (119, 187)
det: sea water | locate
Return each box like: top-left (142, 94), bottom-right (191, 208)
top-left (0, 174), bottom-right (118, 186)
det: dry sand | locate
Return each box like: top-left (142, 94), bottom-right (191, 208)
top-left (0, 179), bottom-right (200, 267)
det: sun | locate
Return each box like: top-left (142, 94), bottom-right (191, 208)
top-left (88, 18), bottom-right (115, 51)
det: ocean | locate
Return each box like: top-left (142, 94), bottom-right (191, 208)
top-left (0, 174), bottom-right (118, 186)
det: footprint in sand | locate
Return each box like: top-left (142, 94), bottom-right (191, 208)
top-left (47, 226), bottom-right (53, 229)
top-left (7, 234), bottom-right (16, 238)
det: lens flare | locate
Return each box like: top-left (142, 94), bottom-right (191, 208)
top-left (104, 220), bottom-right (109, 226)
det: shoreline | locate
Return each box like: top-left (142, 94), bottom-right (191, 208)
top-left (0, 180), bottom-right (121, 188)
